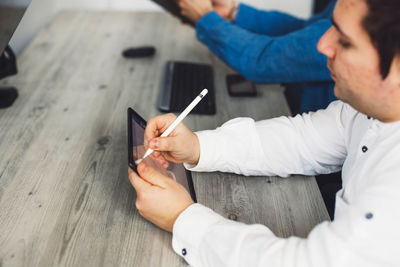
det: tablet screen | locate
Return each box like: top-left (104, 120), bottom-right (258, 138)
top-left (128, 108), bottom-right (196, 201)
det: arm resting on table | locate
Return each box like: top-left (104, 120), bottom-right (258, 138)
top-left (233, 4), bottom-right (306, 36)
top-left (233, 0), bottom-right (336, 35)
top-left (185, 101), bottom-right (350, 177)
top-left (196, 12), bottom-right (332, 83)
top-left (173, 180), bottom-right (400, 267)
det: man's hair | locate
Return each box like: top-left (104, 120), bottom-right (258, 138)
top-left (363, 0), bottom-right (400, 79)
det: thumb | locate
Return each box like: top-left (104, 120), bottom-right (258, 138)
top-left (149, 136), bottom-right (178, 153)
top-left (137, 162), bottom-right (168, 188)
top-left (128, 168), bottom-right (151, 192)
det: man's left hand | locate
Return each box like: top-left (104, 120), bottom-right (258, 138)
top-left (128, 162), bottom-right (194, 232)
top-left (179, 0), bottom-right (213, 23)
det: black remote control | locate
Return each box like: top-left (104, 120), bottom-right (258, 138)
top-left (122, 46), bottom-right (156, 58)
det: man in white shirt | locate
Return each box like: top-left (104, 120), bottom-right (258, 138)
top-left (128, 0), bottom-right (400, 266)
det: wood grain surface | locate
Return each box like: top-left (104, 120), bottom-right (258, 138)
top-left (0, 11), bottom-right (329, 266)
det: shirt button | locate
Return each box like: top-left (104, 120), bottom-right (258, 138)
top-left (367, 116), bottom-right (371, 119)
top-left (182, 248), bottom-right (187, 256)
top-left (362, 146), bottom-right (368, 153)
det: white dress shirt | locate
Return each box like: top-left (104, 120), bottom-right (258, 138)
top-left (172, 100), bottom-right (400, 267)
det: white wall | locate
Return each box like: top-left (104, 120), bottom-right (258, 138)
top-left (9, 0), bottom-right (59, 54)
top-left (10, 0), bottom-right (314, 54)
top-left (59, 0), bottom-right (312, 17)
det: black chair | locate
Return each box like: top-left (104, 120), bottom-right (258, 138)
top-left (0, 45), bottom-right (18, 109)
top-left (313, 0), bottom-right (332, 13)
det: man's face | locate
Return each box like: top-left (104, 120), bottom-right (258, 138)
top-left (317, 0), bottom-right (400, 121)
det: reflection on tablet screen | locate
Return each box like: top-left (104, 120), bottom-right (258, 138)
top-left (132, 145), bottom-right (176, 181)
top-left (131, 115), bottom-right (190, 191)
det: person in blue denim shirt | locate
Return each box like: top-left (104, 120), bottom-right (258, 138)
top-left (179, 0), bottom-right (337, 113)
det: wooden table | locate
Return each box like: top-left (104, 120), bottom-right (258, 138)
top-left (0, 11), bottom-right (329, 266)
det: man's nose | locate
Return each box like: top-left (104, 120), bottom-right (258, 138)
top-left (317, 26), bottom-right (336, 59)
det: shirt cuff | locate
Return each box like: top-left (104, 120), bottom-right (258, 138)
top-left (184, 130), bottom-right (221, 172)
top-left (172, 203), bottom-right (225, 266)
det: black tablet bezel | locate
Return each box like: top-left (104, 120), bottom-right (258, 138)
top-left (148, 0), bottom-right (195, 27)
top-left (127, 108), bottom-right (197, 202)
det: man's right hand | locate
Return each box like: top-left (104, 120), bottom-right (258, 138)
top-left (144, 113), bottom-right (200, 168)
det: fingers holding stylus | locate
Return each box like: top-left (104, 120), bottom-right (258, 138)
top-left (148, 136), bottom-right (181, 163)
top-left (145, 114), bottom-right (178, 165)
top-left (145, 113), bottom-right (177, 145)
top-left (146, 124), bottom-right (200, 165)
top-left (142, 89), bottom-right (206, 165)
top-left (150, 151), bottom-right (170, 168)
top-left (148, 136), bottom-right (174, 159)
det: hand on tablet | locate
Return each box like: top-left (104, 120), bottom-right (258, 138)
top-left (144, 113), bottom-right (200, 168)
top-left (133, 145), bottom-right (176, 179)
top-left (129, 163), bottom-right (194, 232)
top-left (179, 0), bottom-right (213, 23)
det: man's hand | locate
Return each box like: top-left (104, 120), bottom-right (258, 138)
top-left (179, 0), bottom-right (213, 23)
top-left (129, 163), bottom-right (194, 232)
top-left (211, 0), bottom-right (234, 18)
top-left (144, 113), bottom-right (200, 168)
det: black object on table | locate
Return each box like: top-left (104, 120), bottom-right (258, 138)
top-left (158, 61), bottom-right (216, 115)
top-left (226, 74), bottom-right (257, 97)
top-left (122, 46), bottom-right (156, 58)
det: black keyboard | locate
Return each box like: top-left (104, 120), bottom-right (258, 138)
top-left (158, 61), bottom-right (216, 115)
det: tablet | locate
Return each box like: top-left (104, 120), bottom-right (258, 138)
top-left (128, 108), bottom-right (197, 202)
top-left (149, 0), bottom-right (195, 27)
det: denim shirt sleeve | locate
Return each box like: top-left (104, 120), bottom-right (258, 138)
top-left (233, 1), bottom-right (336, 36)
top-left (234, 4), bottom-right (306, 36)
top-left (196, 12), bottom-right (332, 83)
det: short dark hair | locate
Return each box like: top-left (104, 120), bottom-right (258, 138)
top-left (363, 0), bottom-right (400, 79)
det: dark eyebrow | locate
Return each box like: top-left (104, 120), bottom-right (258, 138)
top-left (331, 17), bottom-right (351, 40)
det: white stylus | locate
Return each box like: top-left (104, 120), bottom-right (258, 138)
top-left (135, 89), bottom-right (208, 164)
